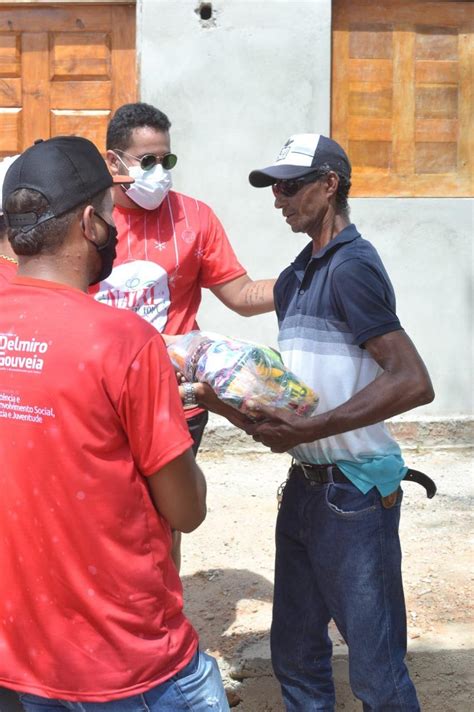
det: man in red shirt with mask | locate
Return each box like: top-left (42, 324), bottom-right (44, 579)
top-left (0, 136), bottom-right (230, 711)
top-left (93, 102), bottom-right (276, 569)
top-left (93, 102), bottom-right (276, 455)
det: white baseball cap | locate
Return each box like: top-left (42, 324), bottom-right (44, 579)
top-left (249, 134), bottom-right (351, 187)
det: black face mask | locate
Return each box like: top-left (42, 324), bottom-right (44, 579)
top-left (88, 213), bottom-right (118, 286)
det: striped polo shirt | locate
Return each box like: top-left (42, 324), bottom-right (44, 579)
top-left (275, 223), bottom-right (407, 496)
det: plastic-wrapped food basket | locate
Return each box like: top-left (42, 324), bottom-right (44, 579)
top-left (167, 331), bottom-right (318, 417)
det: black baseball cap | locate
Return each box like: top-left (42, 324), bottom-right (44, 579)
top-left (3, 136), bottom-right (133, 232)
top-left (249, 133), bottom-right (351, 187)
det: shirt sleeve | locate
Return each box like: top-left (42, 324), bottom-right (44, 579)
top-left (331, 258), bottom-right (403, 346)
top-left (117, 334), bottom-right (193, 476)
top-left (198, 204), bottom-right (247, 288)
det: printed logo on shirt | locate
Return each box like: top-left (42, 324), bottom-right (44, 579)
top-left (0, 390), bottom-right (55, 423)
top-left (95, 260), bottom-right (171, 332)
top-left (0, 333), bottom-right (49, 373)
top-left (181, 229), bottom-right (196, 244)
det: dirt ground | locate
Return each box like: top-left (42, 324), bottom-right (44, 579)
top-left (180, 447), bottom-right (473, 711)
top-left (0, 448), bottom-right (471, 712)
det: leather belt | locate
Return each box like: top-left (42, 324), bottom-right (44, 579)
top-left (291, 461), bottom-right (437, 499)
top-left (291, 462), bottom-right (349, 484)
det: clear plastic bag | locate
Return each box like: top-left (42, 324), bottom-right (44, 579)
top-left (167, 331), bottom-right (318, 416)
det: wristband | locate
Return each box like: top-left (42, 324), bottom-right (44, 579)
top-left (182, 382), bottom-right (198, 408)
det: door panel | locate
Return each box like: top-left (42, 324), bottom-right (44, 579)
top-left (332, 0), bottom-right (473, 196)
top-left (0, 3), bottom-right (136, 155)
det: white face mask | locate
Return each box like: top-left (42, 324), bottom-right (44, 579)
top-left (116, 157), bottom-right (173, 210)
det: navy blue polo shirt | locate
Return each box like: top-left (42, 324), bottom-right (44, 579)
top-left (275, 224), bottom-right (407, 496)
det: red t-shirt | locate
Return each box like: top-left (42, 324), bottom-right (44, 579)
top-left (0, 255), bottom-right (17, 285)
top-left (0, 276), bottom-right (197, 701)
top-left (90, 191), bottom-right (247, 335)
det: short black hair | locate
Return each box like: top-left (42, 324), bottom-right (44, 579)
top-left (6, 189), bottom-right (108, 257)
top-left (106, 102), bottom-right (172, 151)
top-left (334, 174), bottom-right (351, 218)
top-left (311, 169), bottom-right (351, 218)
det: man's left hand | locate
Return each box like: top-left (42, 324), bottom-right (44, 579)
top-left (242, 402), bottom-right (314, 453)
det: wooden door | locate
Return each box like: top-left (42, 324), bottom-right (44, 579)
top-left (0, 2), bottom-right (136, 156)
top-left (332, 0), bottom-right (473, 197)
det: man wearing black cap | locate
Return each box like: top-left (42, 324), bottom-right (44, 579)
top-left (246, 134), bottom-right (434, 711)
top-left (0, 136), bottom-right (229, 710)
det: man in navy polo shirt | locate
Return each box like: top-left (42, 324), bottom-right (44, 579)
top-left (247, 135), bottom-right (434, 711)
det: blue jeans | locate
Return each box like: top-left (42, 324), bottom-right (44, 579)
top-left (271, 469), bottom-right (420, 712)
top-left (18, 650), bottom-right (229, 712)
top-left (0, 687), bottom-right (23, 712)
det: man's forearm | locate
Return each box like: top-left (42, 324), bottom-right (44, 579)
top-left (306, 369), bottom-right (434, 443)
top-left (246, 370), bottom-right (434, 453)
top-left (211, 276), bottom-right (276, 316)
top-left (244, 278), bottom-right (275, 314)
top-left (239, 278), bottom-right (276, 315)
top-left (245, 330), bottom-right (435, 452)
top-left (310, 330), bottom-right (435, 441)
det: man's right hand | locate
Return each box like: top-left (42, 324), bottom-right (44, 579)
top-left (193, 382), bottom-right (254, 430)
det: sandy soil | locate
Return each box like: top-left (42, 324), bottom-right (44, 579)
top-left (0, 448), bottom-right (471, 712)
top-left (180, 447), bottom-right (474, 711)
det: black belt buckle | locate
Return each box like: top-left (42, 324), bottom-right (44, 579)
top-left (298, 462), bottom-right (329, 484)
top-left (298, 462), bottom-right (327, 485)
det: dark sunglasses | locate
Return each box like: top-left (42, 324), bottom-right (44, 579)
top-left (114, 149), bottom-right (178, 171)
top-left (272, 172), bottom-right (324, 198)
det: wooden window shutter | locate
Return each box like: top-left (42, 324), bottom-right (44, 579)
top-left (0, 3), bottom-right (136, 155)
top-left (332, 0), bottom-right (473, 196)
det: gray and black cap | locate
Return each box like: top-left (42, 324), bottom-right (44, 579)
top-left (249, 134), bottom-right (351, 187)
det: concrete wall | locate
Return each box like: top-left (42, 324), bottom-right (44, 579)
top-left (138, 0), bottom-right (473, 421)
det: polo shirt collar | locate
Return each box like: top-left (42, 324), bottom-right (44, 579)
top-left (313, 223), bottom-right (360, 260)
top-left (292, 223), bottom-right (361, 275)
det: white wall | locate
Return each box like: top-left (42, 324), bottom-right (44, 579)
top-left (351, 199), bottom-right (473, 417)
top-left (138, 0), bottom-right (473, 419)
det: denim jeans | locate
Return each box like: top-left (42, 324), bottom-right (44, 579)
top-left (271, 469), bottom-right (420, 712)
top-left (18, 650), bottom-right (229, 712)
top-left (0, 687), bottom-right (23, 712)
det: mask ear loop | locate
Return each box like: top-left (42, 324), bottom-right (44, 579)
top-left (112, 152), bottom-right (132, 192)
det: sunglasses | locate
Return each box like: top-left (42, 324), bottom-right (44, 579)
top-left (114, 149), bottom-right (178, 172)
top-left (272, 172), bottom-right (324, 198)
